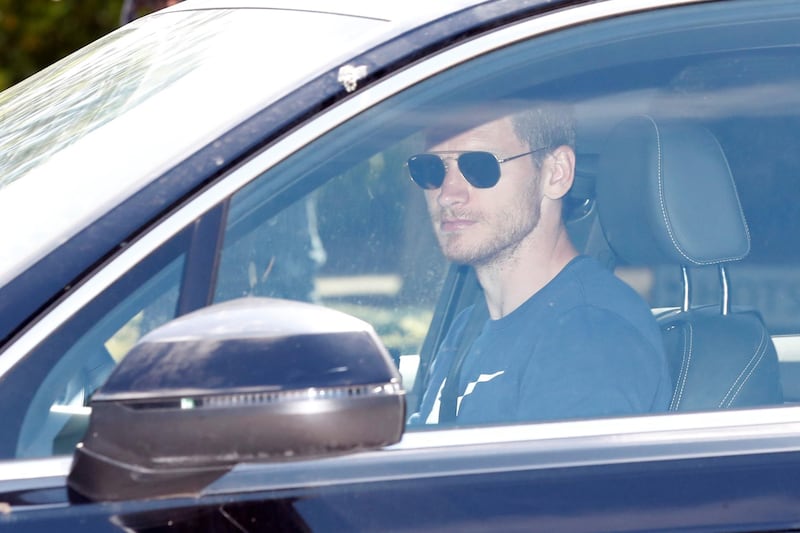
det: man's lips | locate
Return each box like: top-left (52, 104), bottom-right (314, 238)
top-left (440, 217), bottom-right (476, 232)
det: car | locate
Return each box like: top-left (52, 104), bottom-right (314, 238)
top-left (3, 0), bottom-right (800, 530)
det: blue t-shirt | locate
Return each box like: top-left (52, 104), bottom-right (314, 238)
top-left (412, 256), bottom-right (672, 426)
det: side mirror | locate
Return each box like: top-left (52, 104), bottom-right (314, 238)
top-left (67, 298), bottom-right (405, 501)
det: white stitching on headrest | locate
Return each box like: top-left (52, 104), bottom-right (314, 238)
top-left (644, 115), bottom-right (749, 266)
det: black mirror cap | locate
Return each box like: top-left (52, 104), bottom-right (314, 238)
top-left (67, 298), bottom-right (405, 502)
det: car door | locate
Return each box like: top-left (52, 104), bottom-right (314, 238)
top-left (6, 0), bottom-right (800, 531)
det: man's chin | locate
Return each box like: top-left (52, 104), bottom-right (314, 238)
top-left (441, 244), bottom-right (488, 266)
top-left (437, 232), bottom-right (483, 263)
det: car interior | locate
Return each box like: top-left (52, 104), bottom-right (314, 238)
top-left (597, 115), bottom-right (782, 410)
top-left (404, 16), bottom-right (800, 416)
top-left (409, 107), bottom-right (794, 417)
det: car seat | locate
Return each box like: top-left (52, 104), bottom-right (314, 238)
top-left (596, 115), bottom-right (783, 410)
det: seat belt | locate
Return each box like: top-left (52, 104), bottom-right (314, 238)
top-left (438, 297), bottom-right (488, 423)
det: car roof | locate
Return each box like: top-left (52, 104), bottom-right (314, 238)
top-left (166, 0), bottom-right (490, 21)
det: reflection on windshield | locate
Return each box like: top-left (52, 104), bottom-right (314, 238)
top-left (0, 10), bottom-right (223, 189)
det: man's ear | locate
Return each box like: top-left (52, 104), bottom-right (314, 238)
top-left (541, 145), bottom-right (575, 200)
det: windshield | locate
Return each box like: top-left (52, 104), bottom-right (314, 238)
top-left (0, 7), bottom-right (384, 287)
top-left (0, 11), bottom-right (220, 189)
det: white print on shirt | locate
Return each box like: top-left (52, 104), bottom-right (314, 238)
top-left (456, 371), bottom-right (505, 415)
top-left (425, 378), bottom-right (447, 424)
top-left (426, 370), bottom-right (506, 424)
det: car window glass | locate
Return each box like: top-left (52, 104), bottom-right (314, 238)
top-left (224, 0), bottom-right (800, 430)
top-left (0, 11), bottom-right (224, 190)
top-left (214, 138), bottom-right (448, 404)
top-left (210, 1), bottom-right (800, 431)
top-left (4, 232), bottom-right (189, 458)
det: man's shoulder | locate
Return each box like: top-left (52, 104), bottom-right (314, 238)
top-left (555, 255), bottom-right (651, 314)
top-left (542, 256), bottom-right (664, 349)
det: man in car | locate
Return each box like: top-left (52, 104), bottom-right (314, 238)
top-left (406, 103), bottom-right (672, 426)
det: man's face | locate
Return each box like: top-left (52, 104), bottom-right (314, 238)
top-left (424, 116), bottom-right (543, 267)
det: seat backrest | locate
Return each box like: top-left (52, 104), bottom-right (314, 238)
top-left (596, 115), bottom-right (783, 410)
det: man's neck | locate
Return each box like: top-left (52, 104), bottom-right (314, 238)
top-left (476, 226), bottom-right (578, 320)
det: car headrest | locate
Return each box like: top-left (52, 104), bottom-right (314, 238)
top-left (596, 115), bottom-right (750, 266)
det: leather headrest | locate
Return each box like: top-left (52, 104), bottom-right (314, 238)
top-left (597, 115), bottom-right (750, 266)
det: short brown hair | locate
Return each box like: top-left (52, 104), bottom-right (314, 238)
top-left (424, 100), bottom-right (576, 165)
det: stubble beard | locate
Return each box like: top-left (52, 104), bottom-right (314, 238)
top-left (433, 188), bottom-right (542, 268)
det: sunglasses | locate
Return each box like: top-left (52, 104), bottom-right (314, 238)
top-left (406, 148), bottom-right (547, 190)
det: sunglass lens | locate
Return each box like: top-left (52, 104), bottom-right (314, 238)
top-left (407, 154), bottom-right (445, 189)
top-left (457, 151), bottom-right (500, 188)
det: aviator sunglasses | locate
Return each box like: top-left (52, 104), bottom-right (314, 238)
top-left (406, 147), bottom-right (548, 190)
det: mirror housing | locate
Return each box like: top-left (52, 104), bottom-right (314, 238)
top-left (67, 298), bottom-right (405, 501)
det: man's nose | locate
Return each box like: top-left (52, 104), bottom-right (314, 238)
top-left (437, 164), bottom-right (470, 208)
